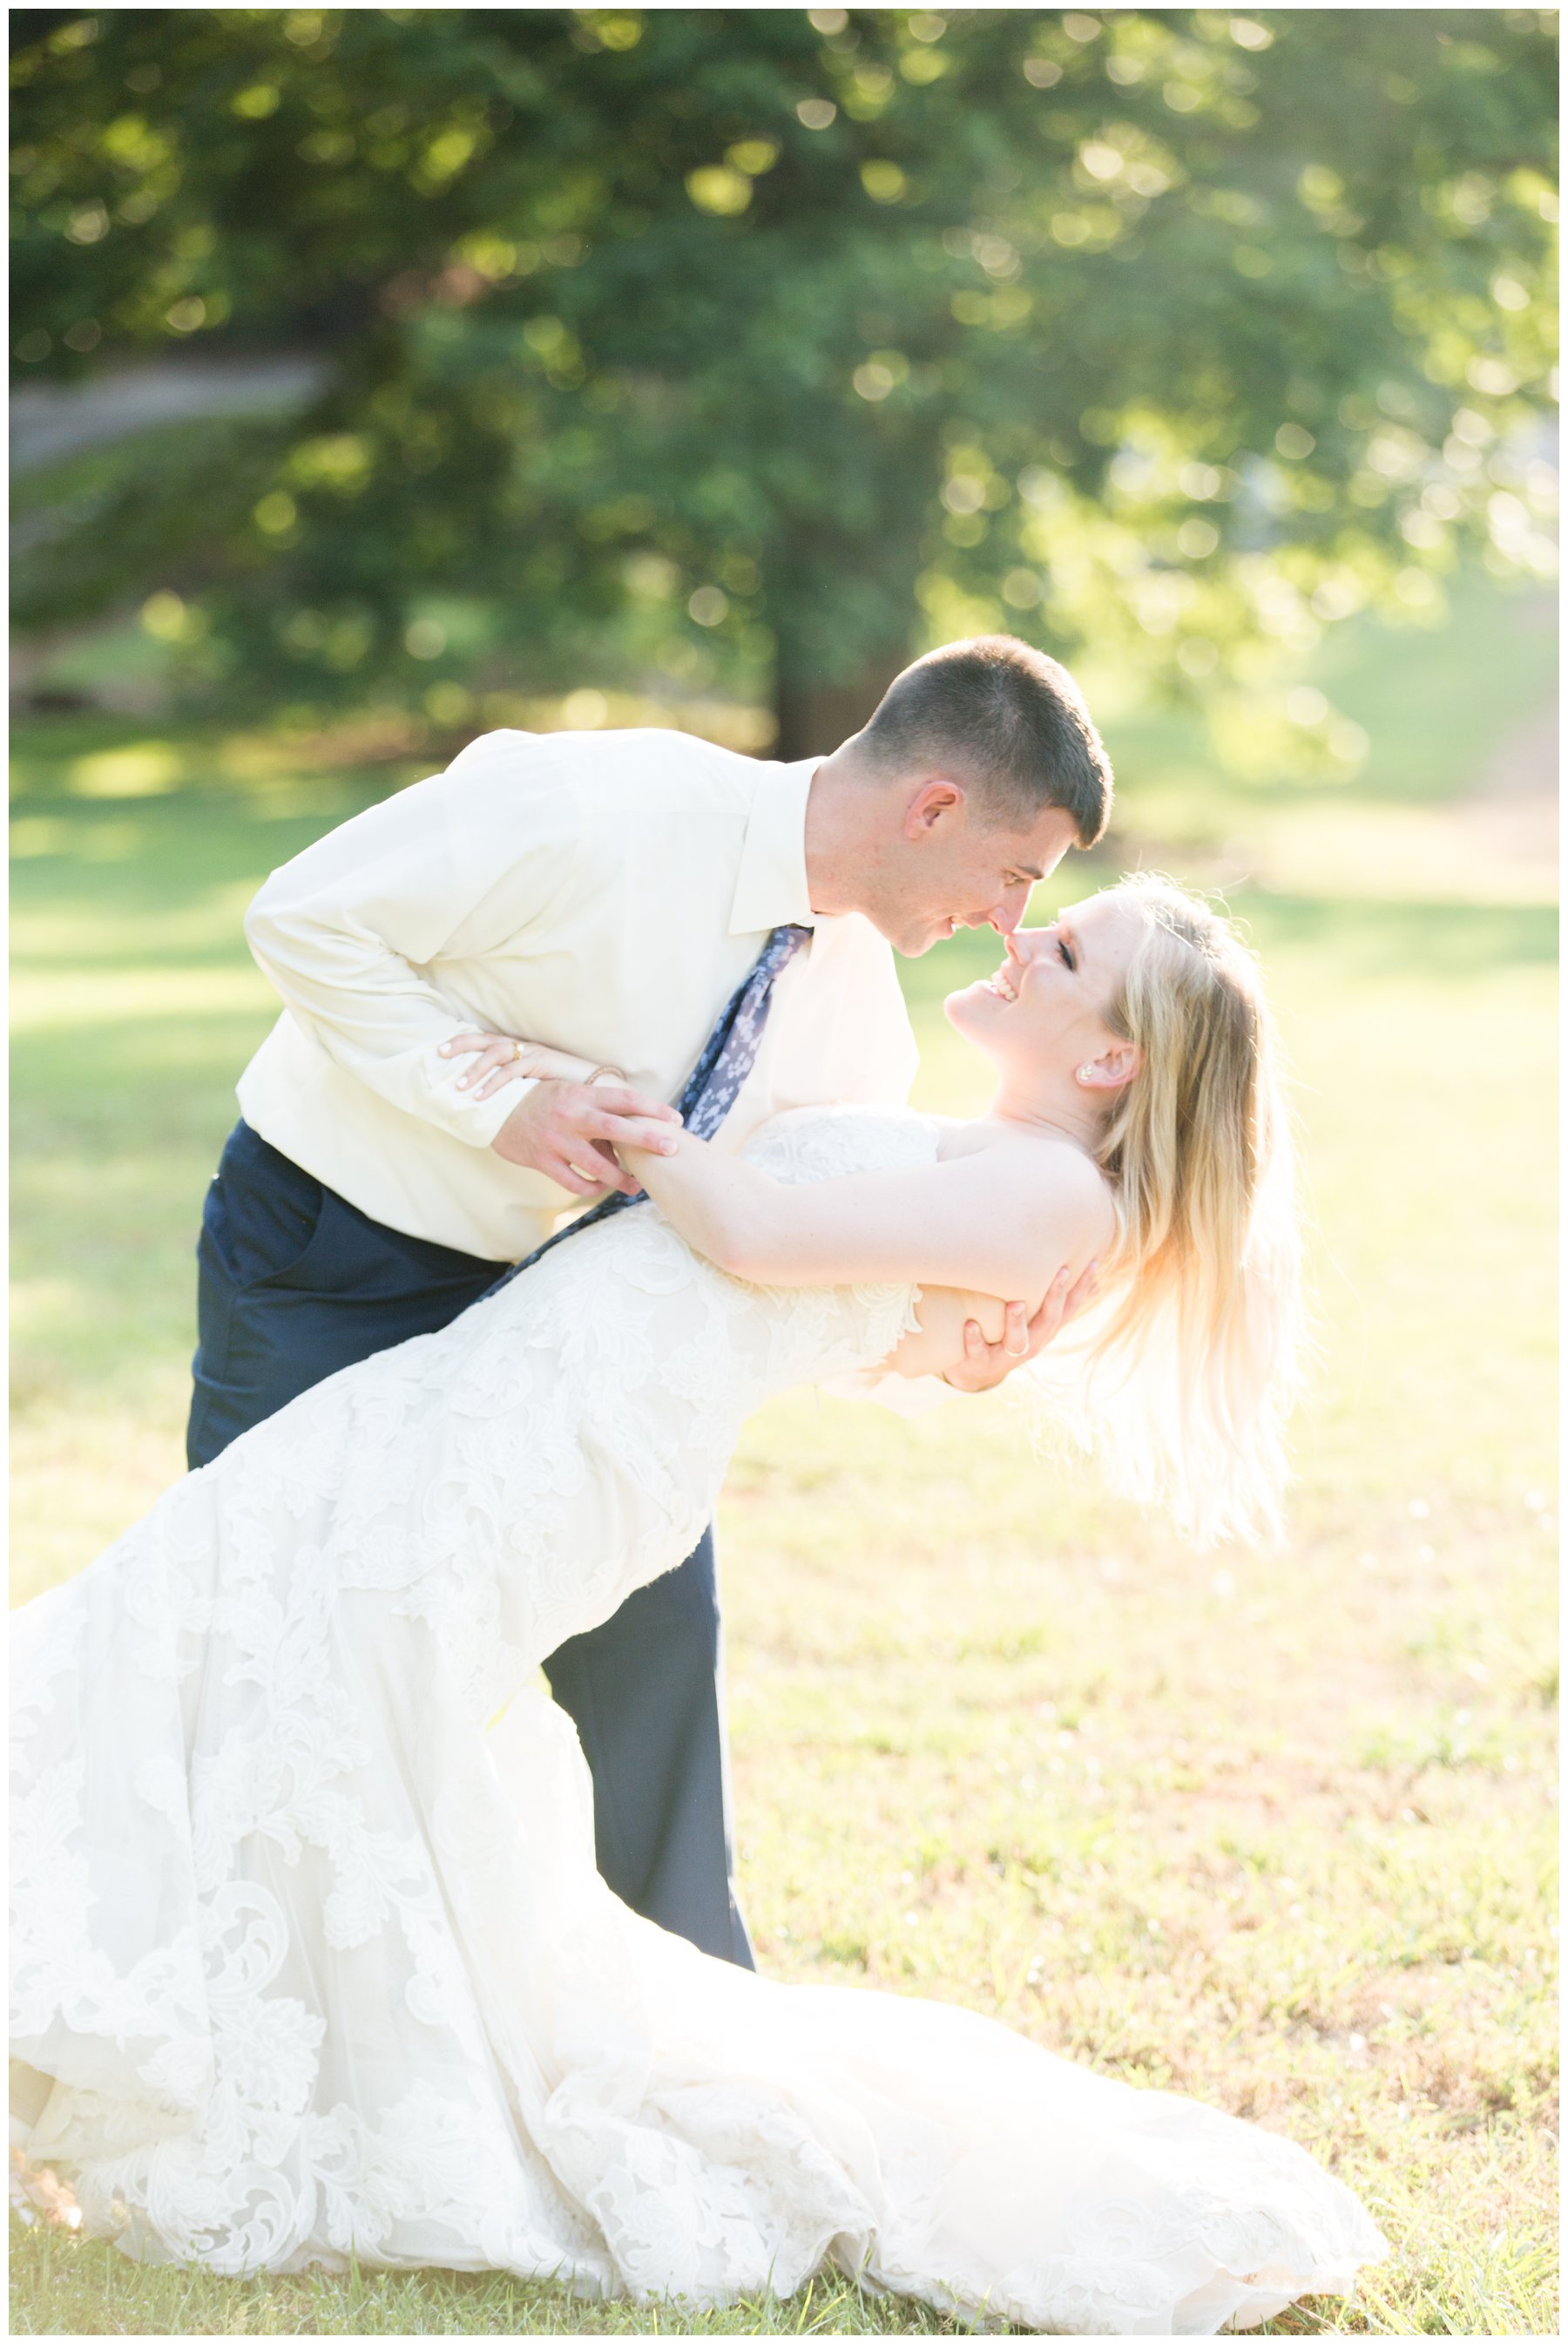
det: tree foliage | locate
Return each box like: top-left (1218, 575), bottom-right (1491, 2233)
top-left (10, 7), bottom-right (1558, 754)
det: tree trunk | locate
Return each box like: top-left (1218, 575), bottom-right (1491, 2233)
top-left (772, 647), bottom-right (909, 762)
top-left (767, 518), bottom-right (924, 761)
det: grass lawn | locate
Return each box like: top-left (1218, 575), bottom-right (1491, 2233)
top-left (9, 599), bottom-right (1558, 2334)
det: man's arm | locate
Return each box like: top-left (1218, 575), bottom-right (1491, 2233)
top-left (243, 742), bottom-right (576, 1148)
top-left (243, 735), bottom-right (678, 1193)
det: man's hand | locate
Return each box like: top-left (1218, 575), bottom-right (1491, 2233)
top-left (490, 1080), bottom-right (682, 1198)
top-left (941, 1261), bottom-right (1099, 1394)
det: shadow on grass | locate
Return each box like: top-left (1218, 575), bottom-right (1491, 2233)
top-left (14, 755), bottom-right (1558, 996)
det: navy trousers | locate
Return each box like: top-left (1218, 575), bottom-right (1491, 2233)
top-left (187, 1120), bottom-right (755, 1970)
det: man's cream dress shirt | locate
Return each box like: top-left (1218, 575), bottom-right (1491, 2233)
top-left (237, 727), bottom-right (919, 1263)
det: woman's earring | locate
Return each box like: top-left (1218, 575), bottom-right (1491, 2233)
top-left (1077, 1064), bottom-right (1094, 1082)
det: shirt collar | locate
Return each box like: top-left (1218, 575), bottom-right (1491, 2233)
top-left (727, 757), bottom-right (817, 937)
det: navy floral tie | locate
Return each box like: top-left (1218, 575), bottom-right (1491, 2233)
top-left (488, 924), bottom-right (812, 1293)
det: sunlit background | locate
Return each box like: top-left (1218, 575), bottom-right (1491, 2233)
top-left (9, 10), bottom-right (1559, 2336)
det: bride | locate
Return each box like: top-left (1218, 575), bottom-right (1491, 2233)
top-left (10, 873), bottom-right (1387, 2332)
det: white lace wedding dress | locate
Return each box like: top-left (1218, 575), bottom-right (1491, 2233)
top-left (11, 1106), bottom-right (1387, 2332)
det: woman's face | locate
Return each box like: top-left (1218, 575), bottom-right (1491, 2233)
top-left (943, 890), bottom-right (1146, 1076)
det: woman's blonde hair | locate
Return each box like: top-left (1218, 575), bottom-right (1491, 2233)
top-left (1035, 874), bottom-right (1304, 1545)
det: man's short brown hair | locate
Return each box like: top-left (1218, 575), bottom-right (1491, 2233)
top-left (858, 635), bottom-right (1112, 847)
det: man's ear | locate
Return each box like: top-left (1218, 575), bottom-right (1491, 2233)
top-left (1075, 1042), bottom-right (1140, 1093)
top-left (903, 776), bottom-right (965, 841)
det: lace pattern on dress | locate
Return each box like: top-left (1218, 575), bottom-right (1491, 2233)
top-left (10, 1105), bottom-right (1388, 2323)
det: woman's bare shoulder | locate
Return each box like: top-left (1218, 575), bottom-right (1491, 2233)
top-left (988, 1132), bottom-right (1118, 1256)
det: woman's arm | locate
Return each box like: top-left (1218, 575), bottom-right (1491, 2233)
top-left (438, 1030), bottom-right (1111, 1314)
top-left (618, 1127), bottom-right (1112, 1306)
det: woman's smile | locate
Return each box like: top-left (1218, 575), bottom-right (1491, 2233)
top-left (980, 925), bottom-right (1039, 1004)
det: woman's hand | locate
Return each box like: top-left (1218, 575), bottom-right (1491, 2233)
top-left (440, 1029), bottom-right (595, 1100)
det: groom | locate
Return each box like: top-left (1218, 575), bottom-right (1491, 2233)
top-left (186, 632), bottom-right (1112, 1968)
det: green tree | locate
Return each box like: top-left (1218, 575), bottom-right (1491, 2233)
top-left (10, 7), bottom-right (1558, 756)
